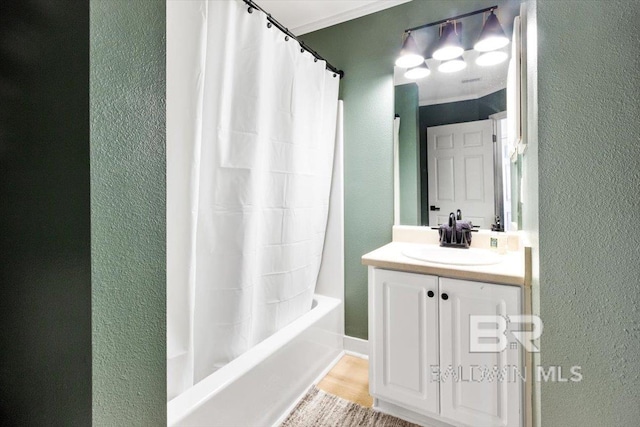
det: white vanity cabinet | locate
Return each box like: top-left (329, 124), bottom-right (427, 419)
top-left (370, 269), bottom-right (440, 415)
top-left (369, 267), bottom-right (523, 427)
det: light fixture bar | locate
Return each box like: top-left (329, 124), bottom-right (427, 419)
top-left (403, 5), bottom-right (498, 33)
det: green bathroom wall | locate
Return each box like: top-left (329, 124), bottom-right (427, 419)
top-left (395, 83), bottom-right (420, 225)
top-left (302, 27), bottom-right (393, 339)
top-left (419, 89), bottom-right (507, 128)
top-left (536, 0), bottom-right (640, 425)
top-left (0, 1), bottom-right (91, 424)
top-left (302, 0), bottom-right (519, 339)
top-left (90, 1), bottom-right (166, 425)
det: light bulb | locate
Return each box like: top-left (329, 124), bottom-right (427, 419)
top-left (432, 22), bottom-right (464, 61)
top-left (474, 11), bottom-right (509, 52)
top-left (395, 32), bottom-right (424, 68)
top-left (474, 35), bottom-right (509, 52)
top-left (433, 45), bottom-right (464, 61)
top-left (404, 63), bottom-right (431, 79)
top-left (476, 50), bottom-right (508, 66)
top-left (396, 53), bottom-right (425, 68)
top-left (438, 57), bottom-right (466, 73)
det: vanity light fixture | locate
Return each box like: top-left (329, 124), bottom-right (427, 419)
top-left (397, 5), bottom-right (509, 74)
top-left (404, 61), bottom-right (431, 79)
top-left (432, 21), bottom-right (464, 61)
top-left (438, 55), bottom-right (467, 73)
top-left (474, 10), bottom-right (509, 52)
top-left (476, 49), bottom-right (508, 66)
top-left (395, 32), bottom-right (424, 68)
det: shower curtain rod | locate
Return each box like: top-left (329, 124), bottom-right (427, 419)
top-left (243, 0), bottom-right (345, 79)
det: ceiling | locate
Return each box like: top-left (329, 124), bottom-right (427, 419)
top-left (255, 0), bottom-right (412, 35)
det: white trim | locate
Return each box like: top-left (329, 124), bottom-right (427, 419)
top-left (293, 0), bottom-right (413, 35)
top-left (489, 111), bottom-right (508, 120)
top-left (345, 350), bottom-right (369, 360)
top-left (343, 335), bottom-right (369, 357)
top-left (420, 93), bottom-right (479, 106)
top-left (393, 116), bottom-right (400, 226)
top-left (419, 83), bottom-right (507, 107)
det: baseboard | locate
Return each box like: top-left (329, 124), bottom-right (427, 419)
top-left (343, 335), bottom-right (369, 358)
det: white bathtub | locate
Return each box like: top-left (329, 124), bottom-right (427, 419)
top-left (168, 294), bottom-right (343, 426)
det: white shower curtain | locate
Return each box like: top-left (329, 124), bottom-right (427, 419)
top-left (167, 0), bottom-right (340, 398)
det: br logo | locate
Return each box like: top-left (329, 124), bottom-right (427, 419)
top-left (469, 315), bottom-right (542, 353)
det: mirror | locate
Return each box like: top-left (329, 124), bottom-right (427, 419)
top-left (393, 2), bottom-right (523, 231)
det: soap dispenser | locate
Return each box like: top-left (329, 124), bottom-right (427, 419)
top-left (490, 216), bottom-right (507, 254)
top-left (490, 216), bottom-right (499, 251)
top-left (491, 215), bottom-right (502, 232)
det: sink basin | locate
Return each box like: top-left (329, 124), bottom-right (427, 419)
top-left (402, 246), bottom-right (503, 266)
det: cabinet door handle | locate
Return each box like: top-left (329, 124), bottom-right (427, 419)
top-left (441, 293), bottom-right (449, 300)
top-left (427, 290), bottom-right (434, 298)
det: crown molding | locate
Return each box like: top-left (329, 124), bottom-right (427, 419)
top-left (419, 82), bottom-right (507, 107)
top-left (293, 0), bottom-right (413, 35)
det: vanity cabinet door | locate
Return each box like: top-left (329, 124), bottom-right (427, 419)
top-left (438, 278), bottom-right (522, 427)
top-left (370, 269), bottom-right (439, 416)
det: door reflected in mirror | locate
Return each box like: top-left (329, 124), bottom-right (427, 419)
top-left (393, 3), bottom-right (523, 231)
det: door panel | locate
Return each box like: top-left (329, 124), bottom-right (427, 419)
top-left (463, 155), bottom-right (485, 201)
top-left (371, 269), bottom-right (439, 415)
top-left (462, 130), bottom-right (483, 147)
top-left (436, 133), bottom-right (454, 149)
top-left (435, 157), bottom-right (455, 201)
top-left (427, 120), bottom-right (495, 228)
top-left (439, 278), bottom-right (522, 427)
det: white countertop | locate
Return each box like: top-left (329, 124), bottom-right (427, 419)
top-left (362, 242), bottom-right (526, 286)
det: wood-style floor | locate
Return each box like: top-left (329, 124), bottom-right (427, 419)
top-left (316, 354), bottom-right (373, 407)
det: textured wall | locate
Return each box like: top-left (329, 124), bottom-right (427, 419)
top-left (395, 83), bottom-right (420, 225)
top-left (302, 0), bottom-right (519, 339)
top-left (90, 1), bottom-right (166, 425)
top-left (537, 1), bottom-right (640, 425)
top-left (0, 1), bottom-right (91, 424)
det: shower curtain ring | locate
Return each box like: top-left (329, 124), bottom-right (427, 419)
top-left (247, 6), bottom-right (253, 13)
top-left (267, 22), bottom-right (272, 28)
top-left (314, 58), bottom-right (318, 62)
top-left (285, 36), bottom-right (289, 41)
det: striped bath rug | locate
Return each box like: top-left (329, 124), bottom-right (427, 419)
top-left (281, 387), bottom-right (420, 427)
